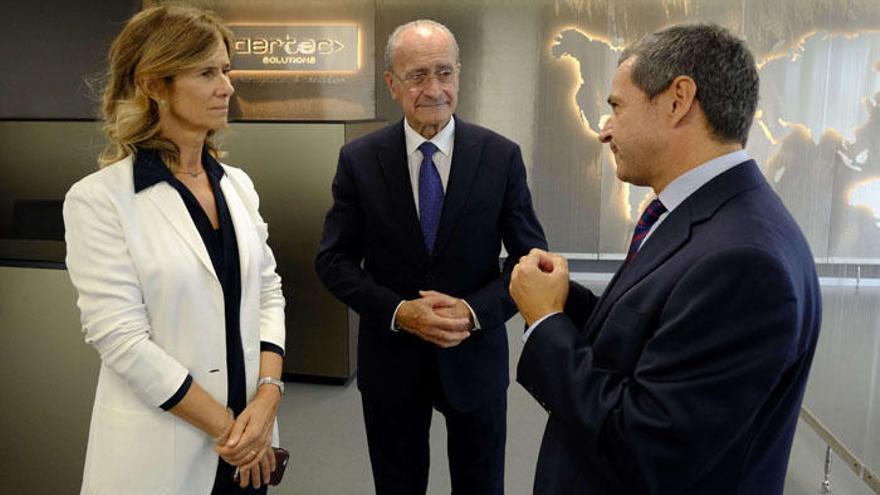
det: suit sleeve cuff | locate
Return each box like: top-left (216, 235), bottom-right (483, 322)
top-left (390, 300), bottom-right (406, 332)
top-left (460, 299), bottom-right (482, 330)
top-left (159, 374), bottom-right (193, 411)
top-left (261, 341), bottom-right (285, 357)
top-left (522, 311), bottom-right (562, 342)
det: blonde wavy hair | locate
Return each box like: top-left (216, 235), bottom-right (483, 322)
top-left (98, 5), bottom-right (234, 170)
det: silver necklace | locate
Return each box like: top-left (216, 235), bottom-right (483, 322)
top-left (176, 169), bottom-right (204, 178)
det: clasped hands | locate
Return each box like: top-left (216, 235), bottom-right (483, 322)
top-left (214, 386), bottom-right (281, 489)
top-left (395, 290), bottom-right (474, 348)
top-left (510, 248), bottom-right (569, 326)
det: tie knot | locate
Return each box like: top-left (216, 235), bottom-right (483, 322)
top-left (644, 198), bottom-right (666, 220)
top-left (625, 198), bottom-right (667, 265)
top-left (418, 141), bottom-right (438, 159)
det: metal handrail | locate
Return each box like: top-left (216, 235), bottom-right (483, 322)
top-left (799, 407), bottom-right (880, 493)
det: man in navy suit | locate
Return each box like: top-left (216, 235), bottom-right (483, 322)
top-left (511, 24), bottom-right (821, 494)
top-left (316, 19), bottom-right (546, 494)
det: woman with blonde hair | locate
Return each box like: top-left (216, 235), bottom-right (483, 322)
top-left (64, 5), bottom-right (286, 493)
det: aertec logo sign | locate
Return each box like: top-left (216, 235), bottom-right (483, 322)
top-left (231, 25), bottom-right (359, 72)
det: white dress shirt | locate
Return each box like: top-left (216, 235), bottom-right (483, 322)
top-left (389, 118), bottom-right (482, 331)
top-left (405, 117), bottom-right (455, 214)
top-left (523, 149), bottom-right (751, 341)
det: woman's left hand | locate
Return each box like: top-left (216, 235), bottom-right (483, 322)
top-left (235, 447), bottom-right (277, 489)
top-left (216, 386), bottom-right (280, 467)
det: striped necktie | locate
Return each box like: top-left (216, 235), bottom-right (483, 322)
top-left (625, 198), bottom-right (666, 265)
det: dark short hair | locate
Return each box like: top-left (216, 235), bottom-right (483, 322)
top-left (620, 24), bottom-right (759, 146)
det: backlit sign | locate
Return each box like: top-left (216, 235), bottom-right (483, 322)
top-left (230, 25), bottom-right (359, 72)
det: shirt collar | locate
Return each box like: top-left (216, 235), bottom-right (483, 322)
top-left (403, 116), bottom-right (455, 157)
top-left (658, 149), bottom-right (750, 213)
top-left (133, 146), bottom-right (225, 193)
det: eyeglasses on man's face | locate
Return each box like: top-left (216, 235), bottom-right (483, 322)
top-left (393, 65), bottom-right (458, 88)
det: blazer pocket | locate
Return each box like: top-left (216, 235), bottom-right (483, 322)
top-left (460, 201), bottom-right (499, 220)
top-left (593, 303), bottom-right (650, 373)
top-left (86, 406), bottom-right (173, 494)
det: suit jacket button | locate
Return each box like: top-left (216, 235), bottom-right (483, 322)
top-left (425, 275), bottom-right (435, 285)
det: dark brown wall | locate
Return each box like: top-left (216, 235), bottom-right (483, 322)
top-left (0, 1), bottom-right (141, 119)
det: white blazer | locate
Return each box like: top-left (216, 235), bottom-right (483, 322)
top-left (64, 155), bottom-right (286, 494)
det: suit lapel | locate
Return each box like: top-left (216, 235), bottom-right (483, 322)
top-left (144, 183), bottom-right (217, 280)
top-left (220, 175), bottom-right (251, 284)
top-left (582, 160), bottom-right (766, 343)
top-left (432, 118), bottom-right (481, 259)
top-left (376, 122), bottom-right (430, 261)
top-left (582, 210), bottom-right (690, 342)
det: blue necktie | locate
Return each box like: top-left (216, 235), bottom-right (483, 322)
top-left (418, 141), bottom-right (443, 254)
top-left (625, 198), bottom-right (666, 265)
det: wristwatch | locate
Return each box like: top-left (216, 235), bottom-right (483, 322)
top-left (258, 376), bottom-right (285, 396)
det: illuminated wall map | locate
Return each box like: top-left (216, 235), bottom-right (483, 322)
top-left (549, 27), bottom-right (880, 261)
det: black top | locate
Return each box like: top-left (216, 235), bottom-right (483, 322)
top-left (132, 147), bottom-right (281, 414)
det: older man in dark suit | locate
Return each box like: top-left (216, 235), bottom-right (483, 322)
top-left (316, 19), bottom-right (546, 494)
top-left (511, 24), bottom-right (821, 494)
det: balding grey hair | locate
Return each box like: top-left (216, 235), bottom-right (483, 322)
top-left (383, 19), bottom-right (460, 72)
